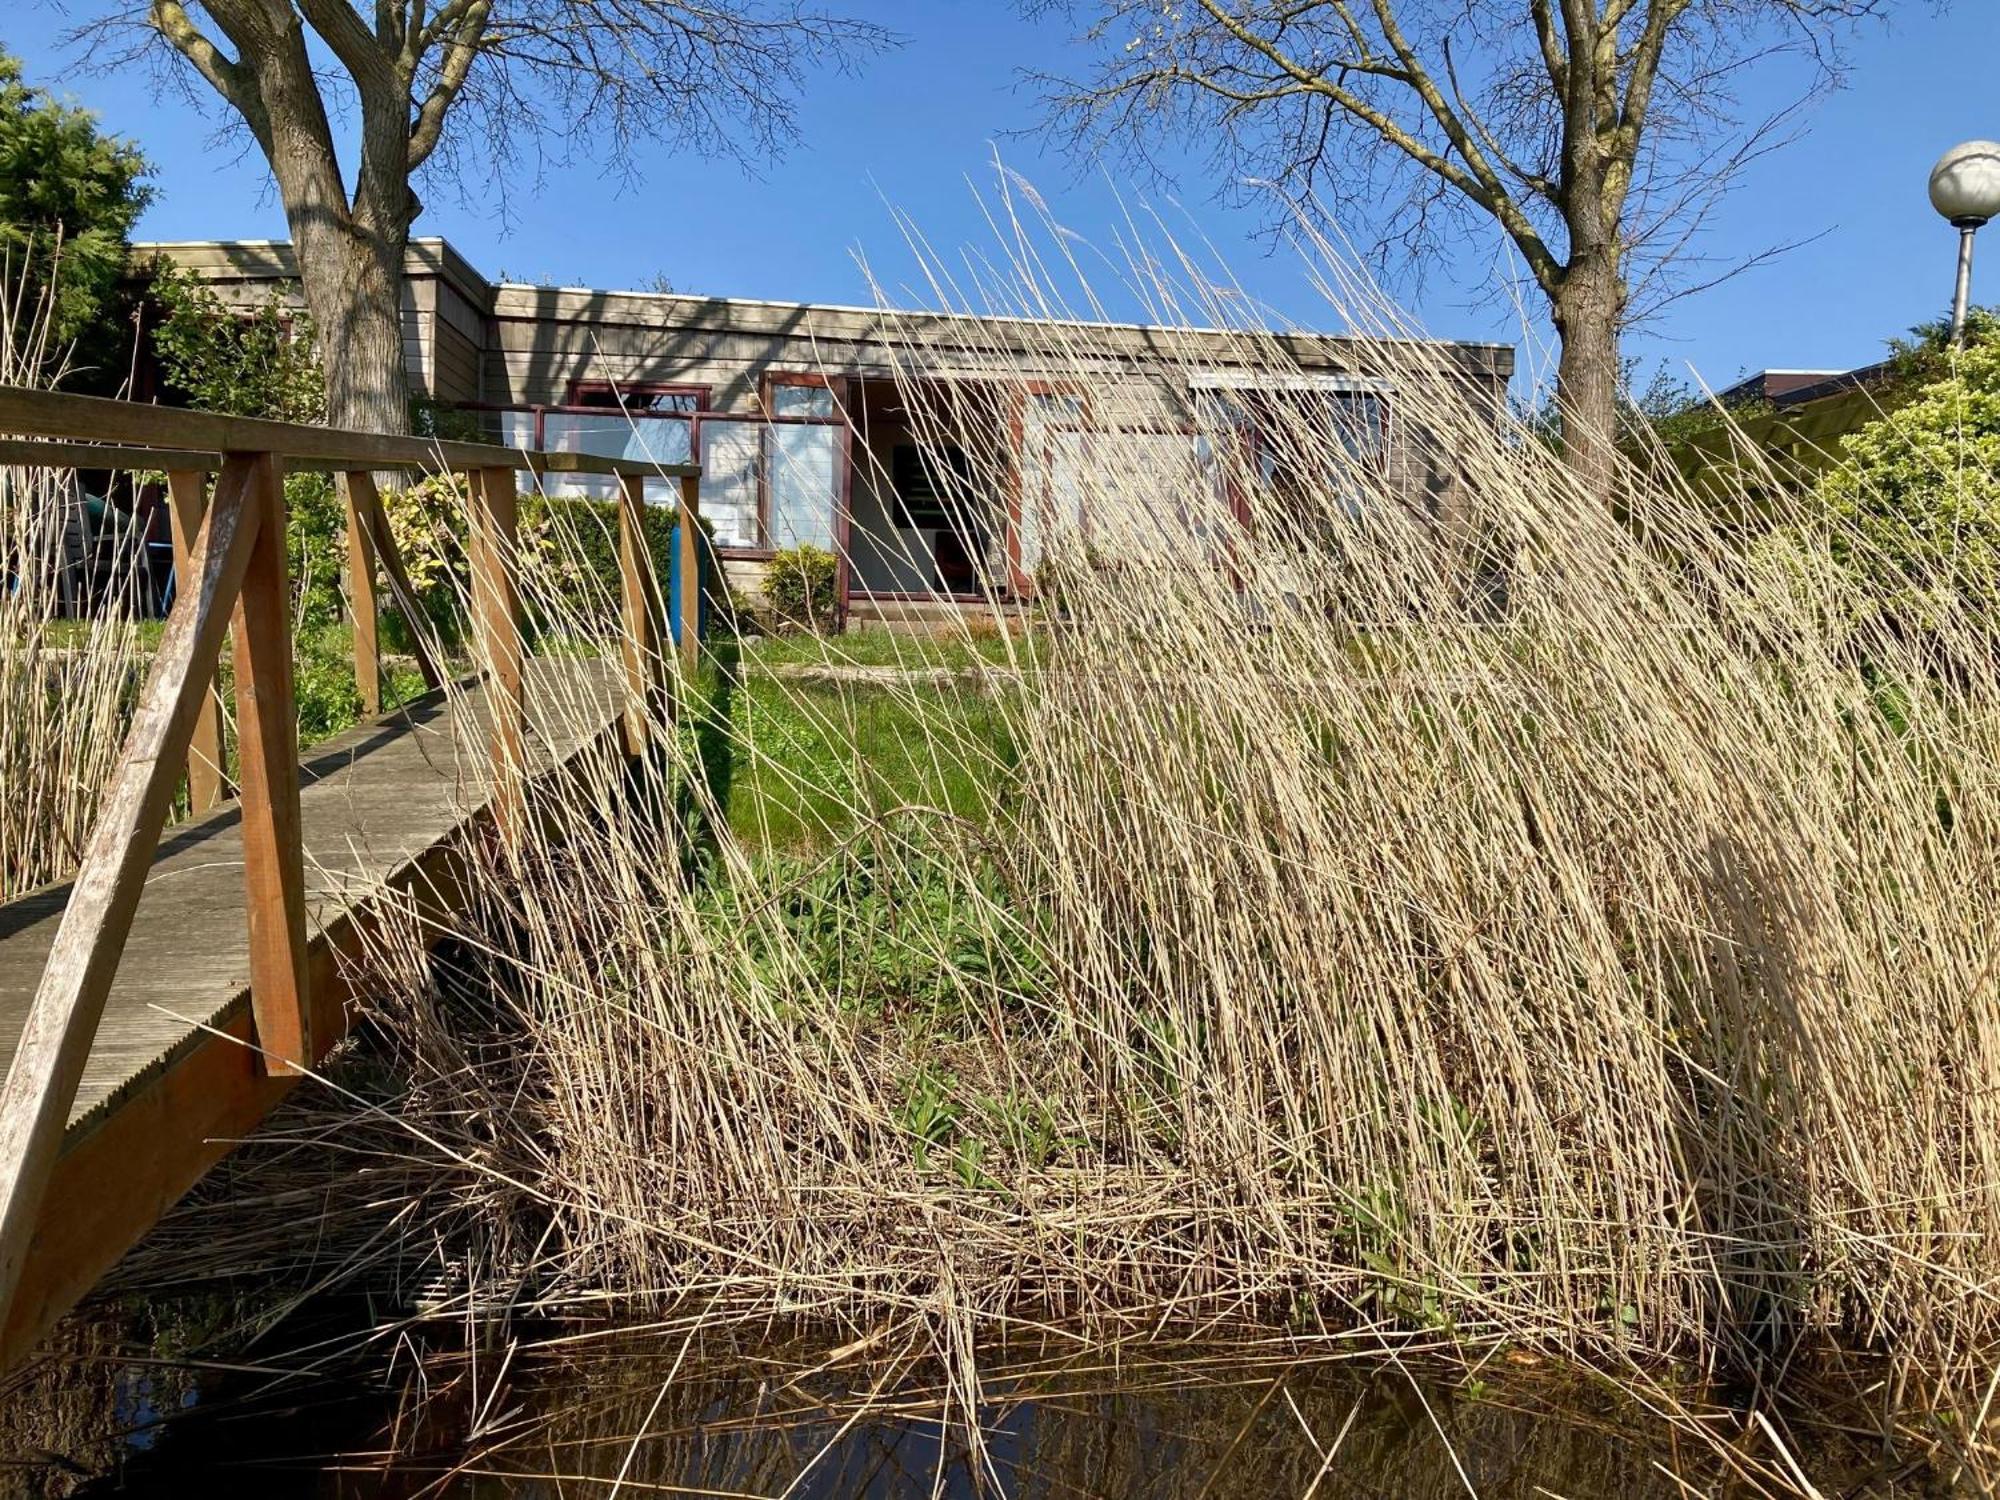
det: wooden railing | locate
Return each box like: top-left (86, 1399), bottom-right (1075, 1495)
top-left (0, 386), bottom-right (702, 1334)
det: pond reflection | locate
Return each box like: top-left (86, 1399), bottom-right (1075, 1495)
top-left (0, 1320), bottom-right (1755, 1499)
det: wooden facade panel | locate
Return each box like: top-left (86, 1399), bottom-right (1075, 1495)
top-left (432, 321), bottom-right (483, 406)
top-left (434, 276), bottom-right (491, 349)
top-left (483, 282), bottom-right (1515, 380)
top-left (486, 315), bottom-right (1305, 386)
top-left (488, 319), bottom-right (830, 366)
top-left (487, 354), bottom-right (764, 409)
top-left (483, 351), bottom-right (1205, 421)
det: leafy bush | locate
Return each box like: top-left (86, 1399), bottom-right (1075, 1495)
top-left (284, 472), bottom-right (346, 632)
top-left (524, 495), bottom-right (673, 623)
top-left (293, 624), bottom-right (367, 743)
top-left (761, 544), bottom-right (839, 632)
top-left (146, 264), bottom-right (346, 627)
top-left (521, 494), bottom-right (722, 640)
top-left (377, 482), bottom-right (721, 640)
top-left (1883, 304), bottom-right (2000, 388)
top-left (148, 262), bottom-right (325, 423)
top-left (380, 473), bottom-right (470, 635)
top-left (1814, 339), bottom-right (2000, 637)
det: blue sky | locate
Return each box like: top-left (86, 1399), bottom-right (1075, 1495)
top-left (8, 2), bottom-right (1998, 396)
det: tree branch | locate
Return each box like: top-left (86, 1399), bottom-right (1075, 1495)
top-left (146, 0), bottom-right (268, 147)
top-left (1190, 0), bottom-right (1563, 294)
top-left (408, 1), bottom-right (490, 169)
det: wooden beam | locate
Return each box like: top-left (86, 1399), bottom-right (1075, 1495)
top-left (469, 468), bottom-right (526, 843)
top-left (164, 470), bottom-right (228, 813)
top-left (231, 453), bottom-right (313, 1075)
top-left (0, 386), bottom-right (696, 481)
top-left (677, 473), bottom-right (703, 677)
top-left (349, 474), bottom-right (444, 694)
top-left (616, 473), bottom-right (664, 754)
top-left (338, 473), bottom-right (382, 717)
top-left (0, 439), bottom-right (229, 474)
top-left (0, 454), bottom-right (263, 1335)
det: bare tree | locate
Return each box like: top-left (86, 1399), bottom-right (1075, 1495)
top-left (1031, 0), bottom-right (1898, 495)
top-left (84, 2), bottom-right (894, 433)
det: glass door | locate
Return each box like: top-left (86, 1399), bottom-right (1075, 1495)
top-left (1012, 390), bottom-right (1087, 594)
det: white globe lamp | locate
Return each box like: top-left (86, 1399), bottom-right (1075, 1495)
top-left (1930, 141), bottom-right (2000, 345)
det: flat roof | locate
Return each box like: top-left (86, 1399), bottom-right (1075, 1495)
top-left (134, 236), bottom-right (1517, 359)
top-left (486, 277), bottom-right (1513, 353)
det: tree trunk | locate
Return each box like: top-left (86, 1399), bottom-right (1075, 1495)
top-left (235, 5), bottom-right (412, 436)
top-left (297, 229), bottom-right (410, 436)
top-left (1551, 249), bottom-right (1625, 504)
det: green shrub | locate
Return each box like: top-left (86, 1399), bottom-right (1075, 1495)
top-left (1814, 340), bottom-right (2000, 636)
top-left (761, 544), bottom-right (839, 632)
top-left (293, 624), bottom-right (366, 743)
top-left (285, 472), bottom-right (345, 633)
top-left (522, 494), bottom-right (720, 629)
top-left (148, 262), bottom-right (325, 423)
top-left (0, 50), bottom-right (150, 383)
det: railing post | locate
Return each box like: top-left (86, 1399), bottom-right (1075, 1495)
top-left (337, 473), bottom-right (381, 717)
top-left (164, 470), bottom-right (228, 812)
top-left (616, 472), bottom-right (666, 754)
top-left (230, 452), bottom-right (313, 1075)
top-left (469, 467), bottom-right (526, 841)
top-left (677, 472), bottom-right (702, 678)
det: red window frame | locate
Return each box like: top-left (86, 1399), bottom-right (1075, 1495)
top-left (750, 371), bottom-right (854, 618)
top-left (561, 379), bottom-right (711, 415)
top-left (1005, 381), bottom-right (1091, 598)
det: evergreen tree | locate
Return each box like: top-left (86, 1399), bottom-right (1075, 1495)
top-left (0, 50), bottom-right (151, 384)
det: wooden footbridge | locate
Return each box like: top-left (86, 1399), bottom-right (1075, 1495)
top-left (0, 388), bottom-right (700, 1368)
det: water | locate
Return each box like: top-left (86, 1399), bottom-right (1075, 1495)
top-left (0, 1318), bottom-right (1758, 1498)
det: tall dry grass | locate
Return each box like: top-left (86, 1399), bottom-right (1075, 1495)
top-left (96, 212), bottom-right (2000, 1488)
top-left (0, 263), bottom-right (153, 901)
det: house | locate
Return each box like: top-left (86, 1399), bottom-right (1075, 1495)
top-left (1669, 359), bottom-right (1910, 500)
top-left (137, 238), bottom-right (1515, 626)
top-left (1713, 361), bottom-right (1903, 415)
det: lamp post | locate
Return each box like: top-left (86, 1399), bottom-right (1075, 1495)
top-left (1929, 141), bottom-right (2000, 347)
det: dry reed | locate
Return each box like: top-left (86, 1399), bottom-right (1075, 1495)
top-left (0, 260), bottom-right (154, 901)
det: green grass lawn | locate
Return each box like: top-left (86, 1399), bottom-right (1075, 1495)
top-left (696, 637), bottom-right (1021, 856)
top-left (740, 627), bottom-right (1033, 674)
top-left (41, 616), bottom-right (1021, 855)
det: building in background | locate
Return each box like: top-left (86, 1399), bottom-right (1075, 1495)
top-left (138, 238), bottom-right (1514, 626)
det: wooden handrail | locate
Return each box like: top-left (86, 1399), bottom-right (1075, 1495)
top-left (0, 436), bottom-right (703, 481)
top-left (0, 388), bottom-right (699, 480)
top-left (0, 389), bottom-right (706, 1350)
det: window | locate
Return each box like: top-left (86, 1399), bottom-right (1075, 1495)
top-left (769, 424), bottom-right (839, 549)
top-left (755, 375), bottom-right (844, 553)
top-left (1016, 389), bottom-right (1088, 578)
top-left (701, 420), bottom-right (763, 548)
top-left (519, 383), bottom-right (709, 502)
top-left (1188, 374), bottom-right (1392, 521)
top-left (769, 382), bottom-right (836, 419)
top-left (565, 381), bottom-right (707, 415)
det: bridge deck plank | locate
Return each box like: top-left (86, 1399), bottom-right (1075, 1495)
top-left (0, 656), bottom-right (621, 1136)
